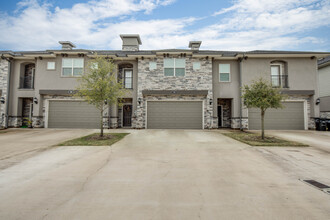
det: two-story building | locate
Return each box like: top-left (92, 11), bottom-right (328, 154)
top-left (1, 34), bottom-right (329, 130)
top-left (318, 56), bottom-right (330, 119)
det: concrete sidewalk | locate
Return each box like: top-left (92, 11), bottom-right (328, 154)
top-left (0, 129), bottom-right (329, 219)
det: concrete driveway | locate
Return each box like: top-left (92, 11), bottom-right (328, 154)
top-left (255, 130), bottom-right (330, 195)
top-left (0, 129), bottom-right (329, 220)
top-left (265, 130), bottom-right (330, 153)
top-left (0, 129), bottom-right (95, 170)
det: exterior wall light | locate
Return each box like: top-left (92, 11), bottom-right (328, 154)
top-left (209, 99), bottom-right (213, 105)
top-left (138, 98), bottom-right (142, 105)
top-left (104, 100), bottom-right (108, 105)
top-left (316, 98), bottom-right (320, 105)
top-left (0, 97), bottom-right (5, 104)
top-left (33, 97), bottom-right (38, 104)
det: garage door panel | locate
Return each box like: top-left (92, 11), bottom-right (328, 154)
top-left (147, 101), bottom-right (203, 129)
top-left (249, 102), bottom-right (304, 130)
top-left (48, 101), bottom-right (100, 129)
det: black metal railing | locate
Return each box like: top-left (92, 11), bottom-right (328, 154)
top-left (19, 75), bottom-right (34, 89)
top-left (271, 75), bottom-right (288, 88)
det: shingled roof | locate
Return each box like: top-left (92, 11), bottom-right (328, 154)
top-left (318, 56), bottom-right (330, 67)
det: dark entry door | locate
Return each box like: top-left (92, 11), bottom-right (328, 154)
top-left (218, 106), bottom-right (222, 127)
top-left (123, 105), bottom-right (132, 127)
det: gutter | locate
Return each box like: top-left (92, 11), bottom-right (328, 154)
top-left (238, 54), bottom-right (245, 131)
top-left (1, 56), bottom-right (12, 129)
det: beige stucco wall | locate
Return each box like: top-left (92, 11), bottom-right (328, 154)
top-left (241, 57), bottom-right (319, 118)
top-left (212, 59), bottom-right (240, 118)
top-left (318, 64), bottom-right (330, 112)
top-left (8, 55), bottom-right (138, 126)
top-left (318, 65), bottom-right (330, 97)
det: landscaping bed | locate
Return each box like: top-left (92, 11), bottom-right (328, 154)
top-left (58, 133), bottom-right (129, 146)
top-left (224, 131), bottom-right (308, 147)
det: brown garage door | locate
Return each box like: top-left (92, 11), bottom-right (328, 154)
top-left (48, 101), bottom-right (100, 129)
top-left (147, 101), bottom-right (203, 129)
top-left (248, 102), bottom-right (305, 130)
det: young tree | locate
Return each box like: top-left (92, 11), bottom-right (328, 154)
top-left (242, 78), bottom-right (285, 139)
top-left (75, 56), bottom-right (126, 137)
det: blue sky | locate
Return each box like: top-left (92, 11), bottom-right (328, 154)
top-left (0, 0), bottom-right (329, 51)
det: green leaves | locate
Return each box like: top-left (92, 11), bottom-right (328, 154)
top-left (75, 55), bottom-right (127, 111)
top-left (242, 77), bottom-right (286, 139)
top-left (242, 77), bottom-right (285, 111)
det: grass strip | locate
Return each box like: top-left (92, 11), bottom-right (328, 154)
top-left (223, 131), bottom-right (308, 147)
top-left (58, 133), bottom-right (129, 146)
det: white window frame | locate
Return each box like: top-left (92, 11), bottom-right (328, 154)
top-left (271, 63), bottom-right (284, 87)
top-left (47, 61), bottom-right (56, 70)
top-left (219, 64), bottom-right (231, 82)
top-left (123, 69), bottom-right (133, 89)
top-left (163, 58), bottom-right (186, 77)
top-left (61, 58), bottom-right (84, 77)
top-left (270, 64), bottom-right (283, 76)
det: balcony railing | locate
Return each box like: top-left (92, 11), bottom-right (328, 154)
top-left (19, 75), bottom-right (34, 89)
top-left (271, 75), bottom-right (288, 88)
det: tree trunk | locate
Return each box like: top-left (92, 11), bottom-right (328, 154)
top-left (261, 109), bottom-right (265, 140)
top-left (100, 109), bottom-right (104, 137)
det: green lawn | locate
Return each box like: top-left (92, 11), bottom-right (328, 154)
top-left (58, 133), bottom-right (129, 146)
top-left (224, 131), bottom-right (308, 147)
top-left (0, 130), bottom-right (8, 134)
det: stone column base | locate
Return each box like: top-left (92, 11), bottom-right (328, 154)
top-left (32, 116), bottom-right (44, 128)
top-left (8, 117), bottom-right (22, 128)
top-left (231, 118), bottom-right (248, 129)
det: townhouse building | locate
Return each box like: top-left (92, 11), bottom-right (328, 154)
top-left (1, 34), bottom-right (329, 130)
top-left (318, 56), bottom-right (330, 118)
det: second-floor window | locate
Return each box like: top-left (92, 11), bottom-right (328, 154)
top-left (124, 69), bottom-right (133, 89)
top-left (164, 58), bottom-right (185, 76)
top-left (47, 62), bottom-right (55, 70)
top-left (62, 58), bottom-right (84, 77)
top-left (219, 64), bottom-right (230, 82)
top-left (271, 63), bottom-right (288, 88)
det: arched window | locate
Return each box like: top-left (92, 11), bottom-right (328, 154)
top-left (270, 60), bottom-right (288, 88)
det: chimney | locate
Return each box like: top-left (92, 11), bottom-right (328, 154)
top-left (59, 41), bottom-right (76, 50)
top-left (120, 34), bottom-right (142, 51)
top-left (189, 41), bottom-right (202, 51)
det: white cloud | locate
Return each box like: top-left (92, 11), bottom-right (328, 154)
top-left (208, 0), bottom-right (330, 50)
top-left (0, 0), bottom-right (181, 50)
top-left (0, 0), bottom-right (329, 51)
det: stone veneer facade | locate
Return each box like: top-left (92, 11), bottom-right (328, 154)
top-left (134, 55), bottom-right (214, 129)
top-left (0, 59), bottom-right (9, 128)
top-left (231, 118), bottom-right (249, 129)
top-left (320, 112), bottom-right (330, 119)
top-left (217, 99), bottom-right (231, 128)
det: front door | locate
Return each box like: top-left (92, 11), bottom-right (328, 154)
top-left (123, 105), bottom-right (132, 127)
top-left (218, 106), bottom-right (222, 127)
